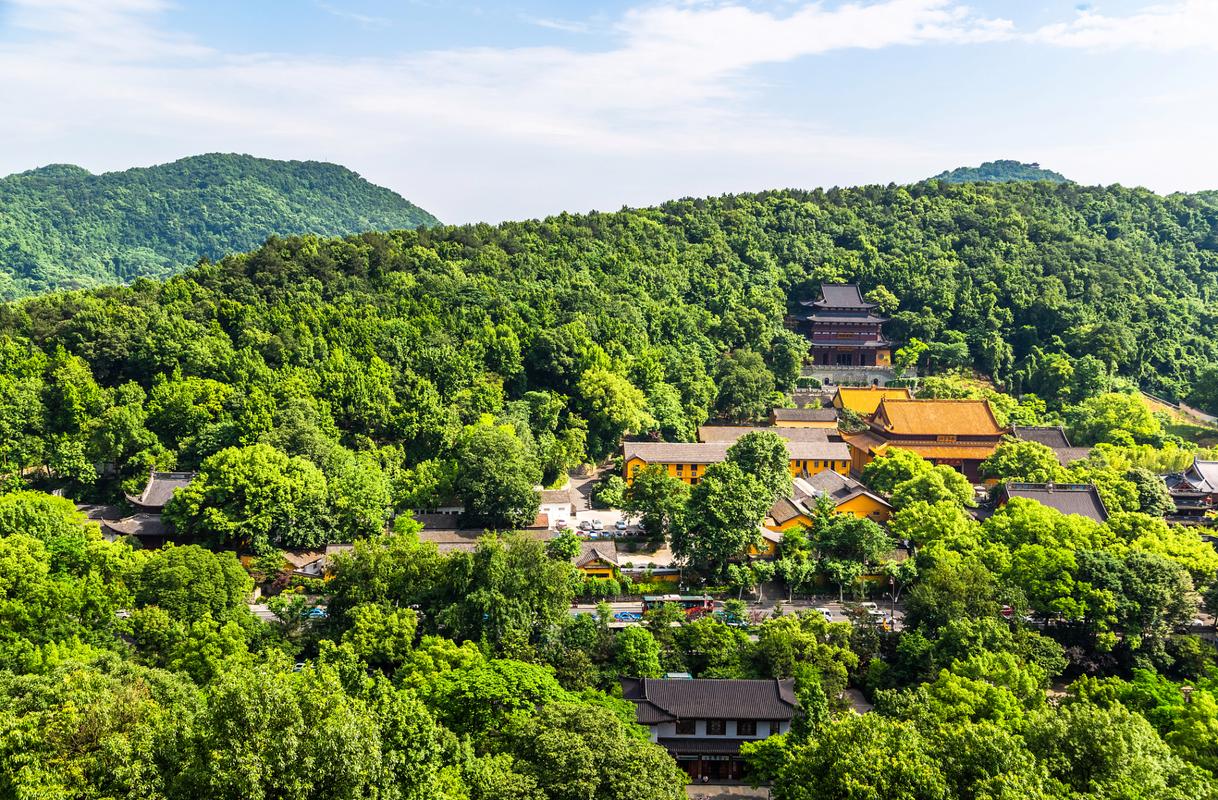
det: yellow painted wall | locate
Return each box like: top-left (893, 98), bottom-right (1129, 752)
top-left (846, 444), bottom-right (874, 475)
top-left (626, 456), bottom-right (849, 485)
top-left (876, 349), bottom-right (892, 366)
top-left (748, 538), bottom-right (780, 559)
top-left (766, 514), bottom-right (813, 534)
top-left (579, 560), bottom-right (616, 579)
top-left (773, 419), bottom-right (838, 429)
top-left (835, 493), bottom-right (892, 523)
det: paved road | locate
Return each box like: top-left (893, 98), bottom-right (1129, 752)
top-left (572, 597), bottom-right (907, 630)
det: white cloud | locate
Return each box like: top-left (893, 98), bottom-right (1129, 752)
top-left (2, 0), bottom-right (1214, 223)
top-left (1034, 0), bottom-right (1218, 50)
top-left (0, 0), bottom-right (1017, 220)
top-left (315, 2), bottom-right (391, 28)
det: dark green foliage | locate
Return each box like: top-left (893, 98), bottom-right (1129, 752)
top-left (0, 154), bottom-right (437, 297)
top-left (932, 160), bottom-right (1068, 184)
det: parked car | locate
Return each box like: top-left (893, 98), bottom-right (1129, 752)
top-left (591, 519), bottom-right (605, 531)
top-left (552, 518), bottom-right (568, 530)
top-left (614, 611), bottom-right (642, 622)
top-left (815, 607), bottom-right (834, 623)
top-left (578, 520), bottom-right (593, 531)
top-left (614, 519), bottom-right (628, 531)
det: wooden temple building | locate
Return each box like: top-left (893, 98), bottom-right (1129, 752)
top-left (795, 284), bottom-right (894, 368)
top-left (842, 398), bottom-right (1009, 481)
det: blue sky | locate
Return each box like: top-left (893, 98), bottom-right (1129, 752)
top-left (1, 0), bottom-right (1215, 223)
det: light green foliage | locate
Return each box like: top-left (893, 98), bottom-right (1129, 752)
top-left (342, 604), bottom-right (420, 671)
top-left (545, 530), bottom-right (581, 561)
top-left (726, 430), bottom-right (792, 505)
top-left (765, 713), bottom-right (950, 800)
top-left (499, 703), bottom-right (688, 800)
top-left (862, 447), bottom-right (933, 495)
top-left (130, 544), bottom-right (252, 623)
top-left (0, 491), bottom-right (102, 573)
top-left (577, 368), bottom-right (654, 459)
top-left (611, 626), bottom-right (662, 679)
top-left (1068, 392), bottom-right (1163, 445)
top-left (452, 420), bottom-right (541, 529)
top-left (164, 443), bottom-right (328, 551)
top-left (671, 461), bottom-right (769, 570)
top-left (979, 440), bottom-right (1064, 483)
top-left (891, 466), bottom-right (976, 509)
top-left (622, 464), bottom-right (689, 538)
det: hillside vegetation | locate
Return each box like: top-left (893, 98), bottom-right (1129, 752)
top-left (2, 180), bottom-right (1218, 798)
top-left (0, 154), bottom-right (437, 297)
top-left (932, 159), bottom-right (1069, 183)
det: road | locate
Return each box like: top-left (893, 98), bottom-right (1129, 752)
top-left (571, 597), bottom-right (908, 630)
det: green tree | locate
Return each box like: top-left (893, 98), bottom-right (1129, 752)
top-left (622, 464), bottom-right (690, 538)
top-left (891, 465), bottom-right (976, 509)
top-left (130, 544), bottom-right (253, 623)
top-left (164, 443), bottom-right (328, 551)
top-left (672, 461), bottom-right (770, 571)
top-left (1126, 467), bottom-right (1176, 517)
top-left (714, 349), bottom-right (775, 422)
top-left (611, 626), bottom-right (662, 678)
top-left (453, 420), bottom-right (542, 530)
top-left (1067, 393), bottom-right (1162, 446)
top-left (979, 440), bottom-right (1064, 483)
top-left (861, 448), bottom-right (933, 495)
top-left (726, 430), bottom-right (792, 505)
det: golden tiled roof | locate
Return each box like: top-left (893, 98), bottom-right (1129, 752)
top-left (873, 398), bottom-right (1005, 437)
top-left (833, 386), bottom-right (912, 415)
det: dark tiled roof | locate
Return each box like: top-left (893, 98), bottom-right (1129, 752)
top-left (1170, 459), bottom-right (1218, 494)
top-left (1013, 426), bottom-right (1073, 449)
top-left (621, 678), bottom-right (798, 722)
top-left (576, 542), bottom-right (619, 568)
top-left (1012, 426), bottom-right (1090, 465)
top-left (125, 471), bottom-right (196, 510)
top-left (415, 527), bottom-right (558, 554)
top-left (100, 513), bottom-right (168, 538)
top-left (1000, 483), bottom-right (1109, 522)
top-left (698, 426), bottom-right (831, 443)
top-left (795, 470), bottom-right (862, 501)
top-left (657, 738), bottom-right (754, 755)
top-left (791, 472), bottom-right (892, 513)
top-left (625, 440), bottom-right (849, 464)
top-left (768, 496), bottom-right (809, 526)
top-left (805, 284), bottom-right (875, 309)
top-left (772, 408), bottom-right (838, 423)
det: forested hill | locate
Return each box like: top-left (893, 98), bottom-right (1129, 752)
top-left (4, 179), bottom-right (1218, 512)
top-left (0, 154), bottom-right (438, 298)
top-left (932, 160), bottom-right (1069, 183)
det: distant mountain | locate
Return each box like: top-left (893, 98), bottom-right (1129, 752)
top-left (931, 160), bottom-right (1069, 184)
top-left (0, 154), bottom-right (438, 298)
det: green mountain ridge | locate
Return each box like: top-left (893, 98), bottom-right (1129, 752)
top-left (932, 159), bottom-right (1070, 184)
top-left (0, 153), bottom-right (438, 298)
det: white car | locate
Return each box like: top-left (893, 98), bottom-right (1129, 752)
top-left (591, 519), bottom-right (605, 531)
top-left (814, 607), bottom-right (834, 623)
top-left (860, 602), bottom-right (879, 613)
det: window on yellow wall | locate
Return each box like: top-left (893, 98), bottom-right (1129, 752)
top-left (676, 464), bottom-right (684, 475)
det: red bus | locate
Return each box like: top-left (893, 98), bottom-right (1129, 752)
top-left (642, 595), bottom-right (714, 618)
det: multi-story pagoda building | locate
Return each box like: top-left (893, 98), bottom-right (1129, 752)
top-left (796, 284), bottom-right (893, 368)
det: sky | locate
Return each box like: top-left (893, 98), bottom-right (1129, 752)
top-left (0, 0), bottom-right (1216, 224)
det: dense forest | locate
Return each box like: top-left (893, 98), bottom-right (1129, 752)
top-left (1, 180), bottom-right (1216, 510)
top-left (932, 160), bottom-right (1070, 184)
top-left (0, 154), bottom-right (437, 298)
top-left (0, 179), bottom-right (1217, 797)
